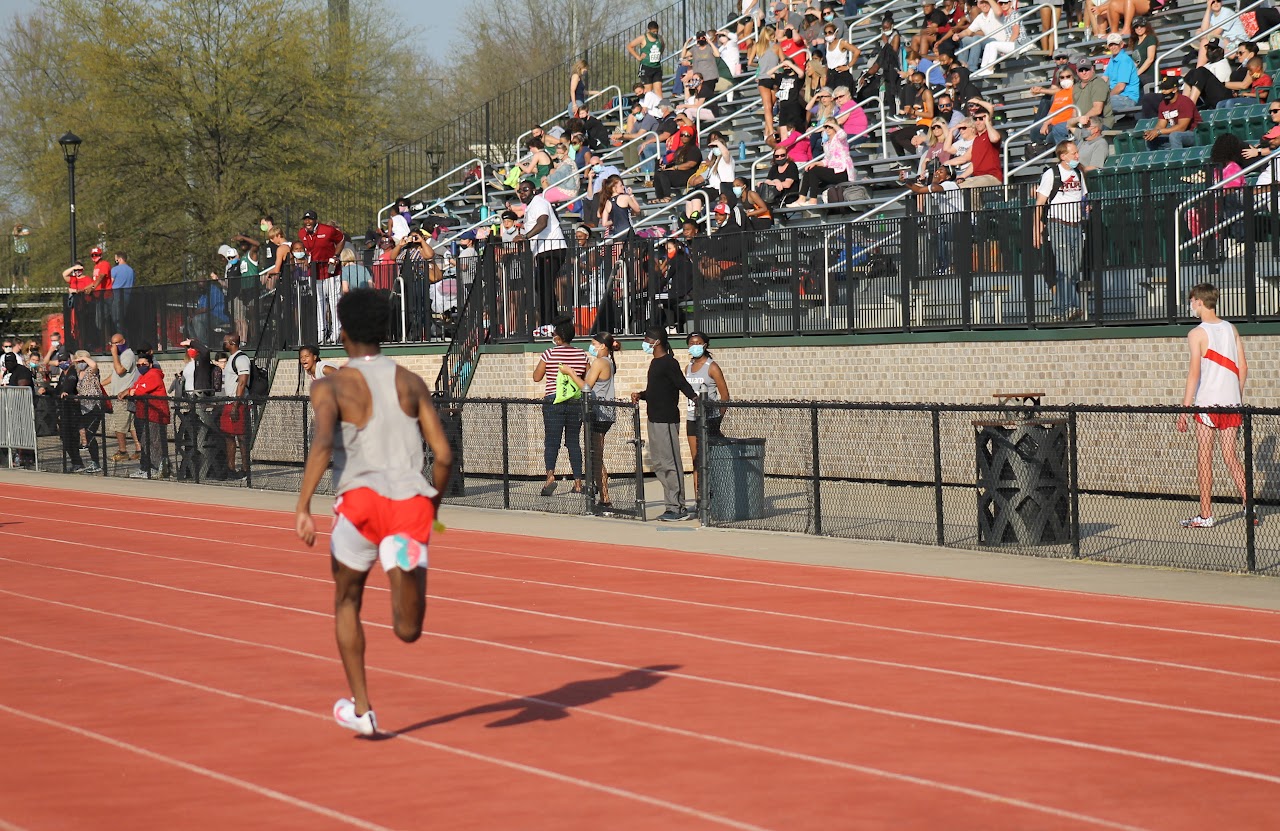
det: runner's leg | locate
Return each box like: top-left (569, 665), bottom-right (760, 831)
top-left (1195, 421), bottom-right (1216, 519)
top-left (331, 556), bottom-right (373, 714)
top-left (385, 564), bottom-right (428, 643)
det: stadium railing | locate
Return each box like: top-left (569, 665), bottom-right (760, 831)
top-left (10, 392), bottom-right (1279, 576)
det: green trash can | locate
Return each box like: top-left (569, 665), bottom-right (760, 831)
top-left (707, 437), bottom-right (765, 522)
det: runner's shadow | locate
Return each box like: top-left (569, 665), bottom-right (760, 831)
top-left (390, 664), bottom-right (682, 732)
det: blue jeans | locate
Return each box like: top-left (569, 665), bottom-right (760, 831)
top-left (1047, 221), bottom-right (1083, 316)
top-left (1047, 122), bottom-right (1072, 147)
top-left (956, 38), bottom-right (983, 70)
top-left (640, 141), bottom-right (657, 177)
top-left (542, 395), bottom-right (584, 478)
top-left (1110, 93), bottom-right (1140, 114)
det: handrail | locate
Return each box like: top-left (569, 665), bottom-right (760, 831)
top-left (748, 95), bottom-right (886, 191)
top-left (601, 129), bottom-right (661, 172)
top-left (612, 131), bottom-right (665, 181)
top-left (391, 275), bottom-right (407, 343)
top-left (850, 189), bottom-right (912, 224)
top-left (691, 74), bottom-right (762, 136)
top-left (435, 213), bottom-right (496, 252)
top-left (1153, 0), bottom-right (1268, 87)
top-left (1172, 151), bottom-right (1280, 296)
top-left (377, 157), bottom-right (484, 228)
top-left (697, 97), bottom-right (764, 142)
top-left (408, 173), bottom-right (488, 228)
top-left (959, 3), bottom-right (1052, 74)
top-left (624, 189), bottom-right (715, 238)
top-left (1006, 142), bottom-right (1060, 185)
top-left (1001, 104), bottom-right (1081, 197)
top-left (513, 85), bottom-right (624, 162)
top-left (970, 13), bottom-right (1053, 79)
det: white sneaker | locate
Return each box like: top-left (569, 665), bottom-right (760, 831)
top-left (129, 469), bottom-right (151, 479)
top-left (1179, 514), bottom-right (1215, 528)
top-left (333, 698), bottom-right (378, 736)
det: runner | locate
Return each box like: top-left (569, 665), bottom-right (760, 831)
top-left (295, 288), bottom-right (454, 736)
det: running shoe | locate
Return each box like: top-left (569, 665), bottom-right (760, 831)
top-left (69, 465), bottom-right (85, 474)
top-left (129, 469), bottom-right (151, 479)
top-left (81, 462), bottom-right (101, 473)
top-left (333, 698), bottom-right (378, 736)
top-left (1179, 515), bottom-right (1215, 528)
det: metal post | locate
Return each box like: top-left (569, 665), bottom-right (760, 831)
top-left (932, 407), bottom-right (944, 546)
top-left (790, 230), bottom-right (801, 336)
top-left (101, 403), bottom-right (109, 478)
top-left (1068, 408), bottom-right (1081, 559)
top-left (844, 223), bottom-right (856, 333)
top-left (244, 398), bottom-right (253, 489)
top-left (698, 396), bottom-right (710, 526)
top-left (1245, 195), bottom-right (1258, 322)
top-left (581, 393), bottom-right (593, 513)
top-left (67, 158), bottom-right (77, 267)
top-left (633, 404), bottom-right (647, 520)
top-left (485, 101), bottom-right (493, 167)
top-left (501, 400), bottom-right (511, 509)
top-left (810, 406), bottom-right (822, 536)
top-left (1244, 409), bottom-right (1256, 572)
top-left (1163, 194), bottom-right (1178, 323)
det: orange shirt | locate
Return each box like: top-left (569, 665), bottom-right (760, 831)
top-left (1049, 87), bottom-right (1074, 125)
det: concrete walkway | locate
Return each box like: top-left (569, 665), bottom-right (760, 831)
top-left (3, 467), bottom-right (1278, 611)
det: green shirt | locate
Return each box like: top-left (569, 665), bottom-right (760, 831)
top-left (640, 34), bottom-right (664, 67)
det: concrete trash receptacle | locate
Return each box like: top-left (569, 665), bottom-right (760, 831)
top-left (974, 418), bottom-right (1070, 546)
top-left (707, 437), bottom-right (765, 522)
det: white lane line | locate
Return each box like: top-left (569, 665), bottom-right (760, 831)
top-left (5, 555), bottom-right (1280, 788)
top-left (2, 591), bottom-right (1152, 831)
top-left (7, 488), bottom-right (1277, 616)
top-left (3, 529), bottom-right (1275, 687)
top-left (0, 635), bottom-right (775, 831)
top-left (0, 819), bottom-right (32, 831)
top-left (0, 700), bottom-right (396, 831)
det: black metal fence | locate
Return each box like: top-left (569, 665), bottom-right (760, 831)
top-left (9, 391), bottom-right (1280, 576)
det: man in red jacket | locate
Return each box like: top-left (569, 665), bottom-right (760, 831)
top-left (120, 349), bottom-right (170, 479)
top-left (298, 210), bottom-right (347, 344)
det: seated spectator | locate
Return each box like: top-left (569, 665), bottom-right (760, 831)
top-left (951, 99), bottom-right (1003, 189)
top-left (792, 119), bottom-right (856, 206)
top-left (902, 118), bottom-right (955, 184)
top-left (1074, 118), bottom-right (1111, 171)
top-left (1244, 103), bottom-right (1280, 158)
top-left (543, 144), bottom-right (580, 204)
top-left (676, 73), bottom-right (719, 121)
top-left (1032, 66), bottom-right (1080, 146)
top-left (939, 0), bottom-right (999, 70)
top-left (731, 178), bottom-right (773, 229)
top-left (890, 70), bottom-right (935, 156)
top-left (974, 0), bottom-right (1020, 75)
top-left (832, 86), bottom-right (869, 137)
top-left (520, 137), bottom-right (553, 184)
top-left (614, 100), bottom-right (660, 179)
top-left (1198, 0), bottom-right (1247, 53)
top-left (933, 92), bottom-right (962, 131)
top-left (775, 121), bottom-right (814, 164)
top-left (807, 86), bottom-right (838, 136)
top-left (1102, 33), bottom-right (1142, 115)
top-left (652, 129), bottom-right (703, 202)
top-left (575, 104), bottom-right (612, 151)
top-left (582, 152), bottom-right (621, 200)
top-left (1182, 40), bottom-right (1235, 111)
top-left (1145, 76), bottom-right (1200, 150)
top-left (1048, 60), bottom-right (1114, 145)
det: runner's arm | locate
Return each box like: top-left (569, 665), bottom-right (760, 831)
top-left (1181, 329), bottom-right (1204, 407)
top-left (296, 379), bottom-right (338, 545)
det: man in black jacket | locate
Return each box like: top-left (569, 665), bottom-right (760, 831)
top-left (631, 327), bottom-right (697, 521)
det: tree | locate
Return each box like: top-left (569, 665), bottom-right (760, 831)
top-left (0, 0), bottom-right (440, 287)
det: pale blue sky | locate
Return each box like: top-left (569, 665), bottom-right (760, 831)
top-left (0, 0), bottom-right (471, 59)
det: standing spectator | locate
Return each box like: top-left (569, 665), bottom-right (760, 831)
top-left (299, 344), bottom-right (338, 389)
top-left (176, 337), bottom-right (214, 397)
top-left (1145, 77), bottom-right (1200, 150)
top-left (684, 332), bottom-right (730, 502)
top-left (88, 246), bottom-right (112, 295)
top-left (62, 262), bottom-right (93, 346)
top-left (218, 243), bottom-right (251, 345)
top-left (750, 25), bottom-right (783, 140)
top-left (221, 334), bottom-right (252, 479)
top-left (53, 354), bottom-right (82, 471)
top-left (560, 331), bottom-right (620, 513)
top-left (821, 22), bottom-right (859, 93)
top-left (70, 350), bottom-right (104, 472)
top-left (109, 252), bottom-right (134, 333)
top-left (628, 21), bottom-right (666, 97)
top-left (569, 58), bottom-right (592, 110)
top-left (104, 333), bottom-right (139, 462)
top-left (388, 200), bottom-right (412, 243)
top-left (122, 349), bottom-right (170, 479)
top-left (254, 216), bottom-right (281, 279)
top-left (1175, 283), bottom-right (1251, 528)
top-left (1103, 33), bottom-right (1142, 115)
top-left (1075, 118), bottom-right (1111, 170)
top-left (533, 321), bottom-right (590, 496)
top-left (261, 227), bottom-right (290, 290)
top-left (340, 247), bottom-right (372, 293)
top-left (11, 224), bottom-right (29, 288)
top-left (631, 327), bottom-right (698, 522)
top-left (683, 31), bottom-right (721, 99)
top-left (1033, 140), bottom-right (1088, 321)
top-left (298, 210), bottom-right (347, 344)
top-left (760, 145), bottom-right (801, 207)
top-left (515, 180), bottom-right (568, 327)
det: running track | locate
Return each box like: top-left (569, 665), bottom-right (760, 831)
top-left (1, 482), bottom-right (1278, 830)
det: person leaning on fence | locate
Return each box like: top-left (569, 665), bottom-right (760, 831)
top-left (1033, 140), bottom-right (1088, 322)
top-left (1176, 283), bottom-right (1254, 529)
top-left (121, 349), bottom-right (170, 479)
top-left (560, 332), bottom-right (621, 514)
top-left (533, 321), bottom-right (590, 497)
top-left (631, 327), bottom-right (698, 522)
top-left (300, 344), bottom-right (339, 389)
top-left (684, 332), bottom-right (730, 506)
top-left (104, 332), bottom-right (140, 462)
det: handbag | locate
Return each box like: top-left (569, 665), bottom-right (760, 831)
top-left (553, 369), bottom-right (582, 404)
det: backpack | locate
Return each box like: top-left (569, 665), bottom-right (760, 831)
top-left (233, 352), bottom-right (270, 398)
top-left (1040, 163), bottom-right (1087, 226)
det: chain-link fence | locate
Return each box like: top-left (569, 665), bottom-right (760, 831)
top-left (8, 391), bottom-right (1280, 575)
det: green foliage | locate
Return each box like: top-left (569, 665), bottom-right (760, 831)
top-left (0, 0), bottom-right (438, 286)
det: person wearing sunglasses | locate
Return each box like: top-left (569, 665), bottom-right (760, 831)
top-left (759, 147), bottom-right (800, 207)
top-left (1030, 66), bottom-right (1079, 147)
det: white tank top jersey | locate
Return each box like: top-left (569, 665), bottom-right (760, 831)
top-left (331, 354), bottom-right (437, 501)
top-left (826, 43), bottom-right (850, 69)
top-left (1194, 319), bottom-right (1242, 408)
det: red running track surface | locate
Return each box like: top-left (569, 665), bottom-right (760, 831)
top-left (1, 482), bottom-right (1278, 830)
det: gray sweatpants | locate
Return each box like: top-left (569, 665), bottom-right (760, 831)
top-left (647, 421), bottom-right (685, 513)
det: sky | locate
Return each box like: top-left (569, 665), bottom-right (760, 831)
top-left (0, 0), bottom-right (471, 59)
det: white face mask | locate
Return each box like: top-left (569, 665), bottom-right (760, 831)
top-left (825, 34), bottom-right (835, 41)
top-left (1060, 78), bottom-right (1074, 88)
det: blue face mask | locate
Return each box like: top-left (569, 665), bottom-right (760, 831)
top-left (587, 344), bottom-right (599, 357)
top-left (642, 341), bottom-right (655, 355)
top-left (824, 13), bottom-right (833, 20)
top-left (1065, 158), bottom-right (1080, 169)
top-left (688, 344), bottom-right (705, 359)
top-left (592, 164), bottom-right (603, 172)
top-left (732, 185), bottom-right (744, 197)
top-left (821, 133), bottom-right (830, 145)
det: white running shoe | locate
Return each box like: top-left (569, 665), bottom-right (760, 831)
top-left (333, 698), bottom-right (378, 736)
top-left (1179, 514), bottom-right (1215, 528)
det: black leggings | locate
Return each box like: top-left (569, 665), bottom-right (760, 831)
top-left (800, 166), bottom-right (847, 198)
top-left (654, 167), bottom-right (694, 199)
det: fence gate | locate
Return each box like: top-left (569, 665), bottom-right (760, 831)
top-left (0, 386), bottom-right (37, 468)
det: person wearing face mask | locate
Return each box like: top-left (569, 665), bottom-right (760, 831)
top-left (683, 331), bottom-right (730, 503)
top-left (732, 178), bottom-right (773, 229)
top-left (821, 23), bottom-right (859, 92)
top-left (120, 349), bottom-right (170, 479)
top-left (1175, 283), bottom-right (1252, 529)
top-left (861, 15), bottom-right (902, 102)
top-left (1032, 66), bottom-right (1079, 147)
top-left (631, 327), bottom-right (698, 521)
top-left (890, 70), bottom-right (935, 156)
top-left (583, 152), bottom-right (621, 200)
top-left (1144, 76), bottom-right (1199, 150)
top-left (1032, 140), bottom-right (1088, 322)
top-left (532, 320), bottom-right (590, 496)
top-left (559, 331), bottom-right (621, 514)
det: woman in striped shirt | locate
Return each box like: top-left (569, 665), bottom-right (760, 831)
top-left (532, 321), bottom-right (591, 496)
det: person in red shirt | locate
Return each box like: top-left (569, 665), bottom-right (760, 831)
top-left (957, 97), bottom-right (1004, 190)
top-left (62, 261), bottom-right (95, 346)
top-left (299, 210), bottom-right (347, 344)
top-left (88, 247), bottom-right (112, 293)
top-left (1145, 77), bottom-right (1200, 150)
top-left (120, 350), bottom-right (170, 479)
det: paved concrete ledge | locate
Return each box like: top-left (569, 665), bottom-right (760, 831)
top-left (3, 468), bottom-right (1277, 611)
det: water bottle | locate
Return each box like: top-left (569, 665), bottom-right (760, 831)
top-left (738, 141), bottom-right (746, 161)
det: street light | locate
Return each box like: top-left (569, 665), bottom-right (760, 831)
top-left (58, 131), bottom-right (81, 266)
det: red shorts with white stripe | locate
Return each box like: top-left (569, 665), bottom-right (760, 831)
top-left (331, 487), bottom-right (436, 573)
top-left (1195, 411), bottom-right (1243, 429)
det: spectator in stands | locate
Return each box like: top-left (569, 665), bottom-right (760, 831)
top-left (863, 16), bottom-right (903, 103)
top-left (1103, 33), bottom-right (1142, 115)
top-left (260, 226), bottom-right (290, 291)
top-left (615, 100), bottom-right (660, 181)
top-left (773, 2), bottom-right (803, 31)
top-left (821, 22), bottom-right (859, 92)
top-left (109, 251), bottom-right (134, 331)
top-left (1132, 17), bottom-right (1157, 85)
top-left (515, 180), bottom-right (568, 327)
top-left (683, 331), bottom-right (729, 502)
top-left (933, 92), bottom-right (962, 131)
top-left (217, 243), bottom-right (249, 345)
top-left (792, 118), bottom-right (855, 205)
top-left (1244, 100), bottom-right (1280, 157)
top-left (652, 130), bottom-right (703, 203)
top-left (340, 247), bottom-right (372, 293)
top-left (1182, 40), bottom-right (1235, 110)
top-left (533, 320), bottom-right (589, 496)
top-left (773, 55), bottom-right (809, 131)
top-left (1215, 43), bottom-right (1269, 108)
top-left (122, 348), bottom-right (169, 479)
top-left (299, 344), bottom-right (338, 389)
top-left (388, 199), bottom-right (412, 243)
top-left (1146, 77), bottom-right (1200, 149)
top-left (1033, 66), bottom-right (1079, 146)
top-left (731, 178), bottom-right (773, 228)
top-left (69, 350), bottom-right (104, 472)
top-left (910, 6), bottom-right (943, 57)
top-left (298, 210), bottom-right (346, 345)
top-left (631, 327), bottom-right (698, 521)
top-left (1075, 117), bottom-right (1111, 170)
top-left (583, 152), bottom-right (622, 201)
top-left (62, 262), bottom-right (91, 346)
top-left (903, 118), bottom-right (956, 185)
top-left (953, 99), bottom-right (1003, 188)
top-left (890, 70), bottom-right (936, 155)
top-left (628, 21), bottom-right (666, 97)
top-left (597, 176), bottom-right (642, 236)
top-left (760, 145), bottom-right (801, 207)
top-left (575, 104), bottom-right (612, 151)
top-left (973, 0), bottom-right (1020, 75)
top-left (701, 131), bottom-right (736, 201)
top-left (907, 165), bottom-right (965, 276)
top-left (715, 30), bottom-right (741, 80)
top-left (1033, 140), bottom-right (1089, 322)
top-left (104, 333), bottom-right (139, 462)
top-left (941, 0), bottom-right (998, 70)
top-left (520, 137), bottom-right (554, 185)
top-left (1198, 0), bottom-right (1247, 53)
top-left (684, 30), bottom-right (722, 99)
top-left (832, 86), bottom-right (869, 137)
top-left (1049, 60), bottom-right (1114, 145)
top-left (221, 334), bottom-right (252, 479)
top-left (750, 25), bottom-right (784, 139)
top-left (569, 58), bottom-right (592, 110)
top-left (543, 143), bottom-right (580, 205)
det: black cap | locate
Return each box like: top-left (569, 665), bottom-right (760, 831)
top-left (303, 210), bottom-right (318, 220)
top-left (696, 30), bottom-right (706, 38)
top-left (1160, 75), bottom-right (1179, 91)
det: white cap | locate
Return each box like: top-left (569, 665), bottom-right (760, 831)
top-left (217, 244), bottom-right (237, 259)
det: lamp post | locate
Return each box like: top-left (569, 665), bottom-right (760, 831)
top-left (58, 132), bottom-right (81, 266)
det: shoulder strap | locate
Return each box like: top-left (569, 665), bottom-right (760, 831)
top-left (1041, 164), bottom-right (1062, 222)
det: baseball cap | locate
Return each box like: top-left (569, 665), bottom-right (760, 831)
top-left (1106, 33), bottom-right (1124, 46)
top-left (217, 244), bottom-right (237, 258)
top-left (1133, 15), bottom-right (1149, 27)
top-left (1160, 75), bottom-right (1180, 91)
top-left (1077, 61), bottom-right (1095, 71)
top-left (460, 230), bottom-right (477, 240)
top-left (90, 246), bottom-right (102, 256)
top-left (303, 210), bottom-right (318, 220)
